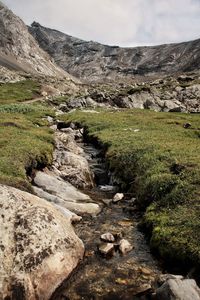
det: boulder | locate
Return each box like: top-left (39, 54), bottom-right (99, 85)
top-left (0, 184), bottom-right (84, 300)
top-left (155, 278), bottom-right (200, 300)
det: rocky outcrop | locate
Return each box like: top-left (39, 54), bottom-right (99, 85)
top-left (0, 184), bottom-right (84, 300)
top-left (29, 22), bottom-right (200, 82)
top-left (55, 75), bottom-right (200, 113)
top-left (0, 3), bottom-right (73, 78)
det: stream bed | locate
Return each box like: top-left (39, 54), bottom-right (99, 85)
top-left (51, 141), bottom-right (162, 300)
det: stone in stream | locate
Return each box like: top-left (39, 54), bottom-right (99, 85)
top-left (100, 232), bottom-right (115, 243)
top-left (113, 193), bottom-right (124, 203)
top-left (155, 278), bottom-right (200, 300)
top-left (33, 171), bottom-right (100, 215)
top-left (119, 239), bottom-right (133, 254)
top-left (98, 243), bottom-right (115, 257)
top-left (0, 184), bottom-right (84, 300)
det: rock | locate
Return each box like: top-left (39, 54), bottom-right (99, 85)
top-left (134, 284), bottom-right (152, 296)
top-left (53, 204), bottom-right (82, 223)
top-left (183, 122), bottom-right (192, 129)
top-left (0, 184), bottom-right (84, 300)
top-left (98, 243), bottom-right (115, 256)
top-left (100, 233), bottom-right (115, 243)
top-left (113, 193), bottom-right (124, 203)
top-left (34, 171), bottom-right (90, 203)
top-left (119, 239), bottom-right (133, 254)
top-left (155, 278), bottom-right (200, 300)
top-left (33, 175), bottom-right (100, 216)
top-left (158, 274), bottom-right (184, 285)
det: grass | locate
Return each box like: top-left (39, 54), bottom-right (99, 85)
top-left (61, 108), bottom-right (200, 268)
top-left (0, 103), bottom-right (54, 191)
top-left (0, 80), bottom-right (41, 104)
top-left (0, 80), bottom-right (54, 191)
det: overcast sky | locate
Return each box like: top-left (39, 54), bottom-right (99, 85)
top-left (3, 0), bottom-right (200, 47)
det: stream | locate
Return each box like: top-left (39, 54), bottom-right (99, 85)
top-left (51, 138), bottom-right (162, 300)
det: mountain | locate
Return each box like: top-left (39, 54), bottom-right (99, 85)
top-left (29, 22), bottom-right (200, 82)
top-left (0, 2), bottom-right (70, 77)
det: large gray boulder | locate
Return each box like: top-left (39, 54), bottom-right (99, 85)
top-left (155, 278), bottom-right (200, 300)
top-left (0, 184), bottom-right (84, 300)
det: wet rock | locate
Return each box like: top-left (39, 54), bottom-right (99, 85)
top-left (98, 243), bottom-right (115, 256)
top-left (158, 274), bottom-right (184, 285)
top-left (100, 232), bottom-right (115, 243)
top-left (134, 284), bottom-right (152, 296)
top-left (113, 193), bottom-right (124, 203)
top-left (155, 278), bottom-right (200, 300)
top-left (0, 184), bottom-right (84, 300)
top-left (34, 171), bottom-right (90, 202)
top-left (33, 172), bottom-right (100, 216)
top-left (119, 239), bottom-right (133, 254)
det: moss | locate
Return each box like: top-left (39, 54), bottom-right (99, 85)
top-left (60, 108), bottom-right (200, 266)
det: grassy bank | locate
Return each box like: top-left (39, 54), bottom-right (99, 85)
top-left (61, 109), bottom-right (200, 267)
top-left (0, 80), bottom-right (54, 191)
top-left (0, 80), bottom-right (40, 104)
top-left (0, 103), bottom-right (54, 191)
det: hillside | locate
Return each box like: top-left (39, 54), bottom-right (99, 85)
top-left (0, 2), bottom-right (70, 78)
top-left (29, 22), bottom-right (200, 82)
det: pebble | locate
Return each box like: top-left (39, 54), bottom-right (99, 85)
top-left (119, 239), bottom-right (133, 254)
top-left (98, 243), bottom-right (115, 256)
top-left (113, 193), bottom-right (124, 203)
top-left (100, 232), bottom-right (115, 243)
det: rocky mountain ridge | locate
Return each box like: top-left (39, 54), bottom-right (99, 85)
top-left (29, 22), bottom-right (200, 82)
top-left (0, 3), bottom-right (73, 79)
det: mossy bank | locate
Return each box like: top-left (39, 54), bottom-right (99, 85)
top-left (0, 80), bottom-right (54, 191)
top-left (61, 109), bottom-right (200, 269)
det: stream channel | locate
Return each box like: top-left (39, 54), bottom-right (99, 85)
top-left (51, 127), bottom-right (163, 300)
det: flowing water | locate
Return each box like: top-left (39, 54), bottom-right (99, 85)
top-left (51, 141), bottom-right (162, 300)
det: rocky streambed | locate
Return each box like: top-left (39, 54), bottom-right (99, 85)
top-left (31, 118), bottom-right (200, 300)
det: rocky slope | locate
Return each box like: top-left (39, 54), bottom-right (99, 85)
top-left (29, 22), bottom-right (200, 82)
top-left (0, 2), bottom-right (72, 78)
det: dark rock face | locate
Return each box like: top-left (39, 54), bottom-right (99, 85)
top-left (29, 22), bottom-right (200, 82)
top-left (0, 5), bottom-right (69, 77)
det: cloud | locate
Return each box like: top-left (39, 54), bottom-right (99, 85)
top-left (3, 0), bottom-right (200, 46)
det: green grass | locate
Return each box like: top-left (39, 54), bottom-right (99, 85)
top-left (0, 103), bottom-right (54, 191)
top-left (0, 80), bottom-right (40, 104)
top-left (61, 109), bottom-right (200, 267)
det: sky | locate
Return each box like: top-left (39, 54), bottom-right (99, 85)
top-left (2, 0), bottom-right (200, 47)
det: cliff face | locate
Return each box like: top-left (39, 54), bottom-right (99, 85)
top-left (29, 22), bottom-right (200, 82)
top-left (0, 3), bottom-right (70, 78)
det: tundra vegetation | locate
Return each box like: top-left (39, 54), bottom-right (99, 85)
top-left (0, 81), bottom-right (54, 191)
top-left (62, 109), bottom-right (200, 267)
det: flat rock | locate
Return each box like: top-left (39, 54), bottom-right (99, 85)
top-left (119, 239), bottom-right (133, 254)
top-left (155, 278), bottom-right (200, 300)
top-left (98, 243), bottom-right (115, 256)
top-left (33, 185), bottom-right (100, 216)
top-left (100, 232), bottom-right (115, 243)
top-left (34, 171), bottom-right (91, 203)
top-left (0, 184), bottom-right (84, 300)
